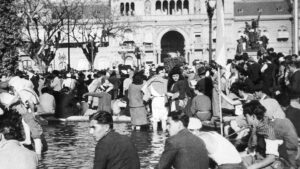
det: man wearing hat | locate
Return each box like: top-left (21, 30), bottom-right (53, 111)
top-left (188, 117), bottom-right (245, 169)
top-left (89, 111), bottom-right (140, 169)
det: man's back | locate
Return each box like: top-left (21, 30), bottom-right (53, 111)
top-left (157, 129), bottom-right (209, 169)
top-left (0, 140), bottom-right (38, 169)
top-left (94, 131), bottom-right (140, 169)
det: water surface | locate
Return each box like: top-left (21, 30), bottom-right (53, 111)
top-left (39, 122), bottom-right (166, 169)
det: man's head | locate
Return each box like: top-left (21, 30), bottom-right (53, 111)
top-left (167, 110), bottom-right (189, 136)
top-left (156, 66), bottom-right (166, 77)
top-left (0, 109), bottom-right (22, 142)
top-left (0, 122), bottom-right (19, 142)
top-left (254, 88), bottom-right (264, 99)
top-left (89, 111), bottom-right (113, 141)
top-left (243, 100), bottom-right (266, 127)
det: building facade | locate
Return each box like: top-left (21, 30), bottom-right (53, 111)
top-left (52, 0), bottom-right (298, 70)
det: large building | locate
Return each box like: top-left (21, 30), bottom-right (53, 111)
top-left (50, 0), bottom-right (298, 70)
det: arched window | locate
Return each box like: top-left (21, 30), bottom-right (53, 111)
top-left (163, 0), bottom-right (168, 15)
top-left (131, 2), bottom-right (135, 15)
top-left (183, 0), bottom-right (189, 14)
top-left (125, 3), bottom-right (130, 16)
top-left (177, 0), bottom-right (182, 14)
top-left (120, 3), bottom-right (124, 15)
top-left (170, 0), bottom-right (175, 15)
top-left (156, 1), bottom-right (161, 11)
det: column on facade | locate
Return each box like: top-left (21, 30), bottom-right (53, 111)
top-left (157, 49), bottom-right (161, 64)
top-left (152, 0), bottom-right (156, 15)
top-left (174, 0), bottom-right (177, 14)
top-left (168, 0), bottom-right (170, 15)
top-left (184, 47), bottom-right (188, 62)
top-left (189, 0), bottom-right (194, 14)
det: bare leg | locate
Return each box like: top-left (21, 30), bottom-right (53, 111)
top-left (33, 138), bottom-right (42, 159)
top-left (20, 118), bottom-right (31, 145)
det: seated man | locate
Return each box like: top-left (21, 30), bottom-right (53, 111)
top-left (0, 109), bottom-right (38, 169)
top-left (243, 100), bottom-right (298, 169)
top-left (188, 117), bottom-right (246, 169)
top-left (38, 87), bottom-right (55, 115)
top-left (156, 110), bottom-right (209, 169)
top-left (89, 111), bottom-right (140, 169)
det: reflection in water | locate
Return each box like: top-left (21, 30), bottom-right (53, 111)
top-left (39, 122), bottom-right (166, 169)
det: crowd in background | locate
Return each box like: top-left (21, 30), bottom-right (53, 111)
top-left (0, 47), bottom-right (300, 169)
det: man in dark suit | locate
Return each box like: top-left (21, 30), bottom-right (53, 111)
top-left (156, 110), bottom-right (209, 169)
top-left (89, 111), bottom-right (140, 169)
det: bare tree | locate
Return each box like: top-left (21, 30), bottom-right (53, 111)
top-left (18, 0), bottom-right (80, 72)
top-left (68, 1), bottom-right (133, 70)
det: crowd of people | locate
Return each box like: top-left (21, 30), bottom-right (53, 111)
top-left (0, 47), bottom-right (300, 169)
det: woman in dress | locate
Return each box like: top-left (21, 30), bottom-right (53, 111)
top-left (128, 72), bottom-right (148, 130)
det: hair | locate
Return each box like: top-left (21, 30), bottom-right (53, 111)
top-left (61, 87), bottom-right (70, 93)
top-left (243, 100), bottom-right (266, 121)
top-left (168, 110), bottom-right (189, 128)
top-left (41, 87), bottom-right (50, 94)
top-left (132, 73), bottom-right (144, 85)
top-left (97, 70), bottom-right (106, 77)
top-left (233, 82), bottom-right (254, 94)
top-left (156, 66), bottom-right (165, 74)
top-left (89, 111), bottom-right (113, 129)
top-left (195, 80), bottom-right (205, 93)
top-left (0, 109), bottom-right (23, 140)
top-left (52, 70), bottom-right (60, 77)
top-left (288, 60), bottom-right (300, 68)
top-left (230, 82), bottom-right (240, 96)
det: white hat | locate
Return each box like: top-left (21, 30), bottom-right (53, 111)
top-left (66, 73), bottom-right (71, 78)
top-left (188, 117), bottom-right (202, 130)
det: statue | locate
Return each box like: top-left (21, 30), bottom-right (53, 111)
top-left (237, 12), bottom-right (268, 53)
top-left (145, 0), bottom-right (151, 15)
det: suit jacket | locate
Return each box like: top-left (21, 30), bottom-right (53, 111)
top-left (93, 131), bottom-right (140, 169)
top-left (156, 129), bottom-right (209, 169)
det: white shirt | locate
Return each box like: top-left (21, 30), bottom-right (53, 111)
top-left (197, 131), bottom-right (242, 165)
top-left (39, 93), bottom-right (56, 114)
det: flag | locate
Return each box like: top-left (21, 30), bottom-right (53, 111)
top-left (215, 0), bottom-right (226, 68)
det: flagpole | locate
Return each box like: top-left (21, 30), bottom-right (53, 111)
top-left (294, 0), bottom-right (298, 54)
top-left (217, 66), bottom-right (223, 136)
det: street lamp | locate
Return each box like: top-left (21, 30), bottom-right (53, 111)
top-left (206, 0), bottom-right (216, 64)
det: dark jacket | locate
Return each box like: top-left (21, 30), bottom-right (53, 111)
top-left (156, 129), bottom-right (209, 169)
top-left (93, 131), bottom-right (140, 169)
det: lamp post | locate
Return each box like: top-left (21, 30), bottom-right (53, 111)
top-left (206, 0), bottom-right (216, 64)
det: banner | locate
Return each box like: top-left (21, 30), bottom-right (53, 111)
top-left (216, 0), bottom-right (226, 68)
